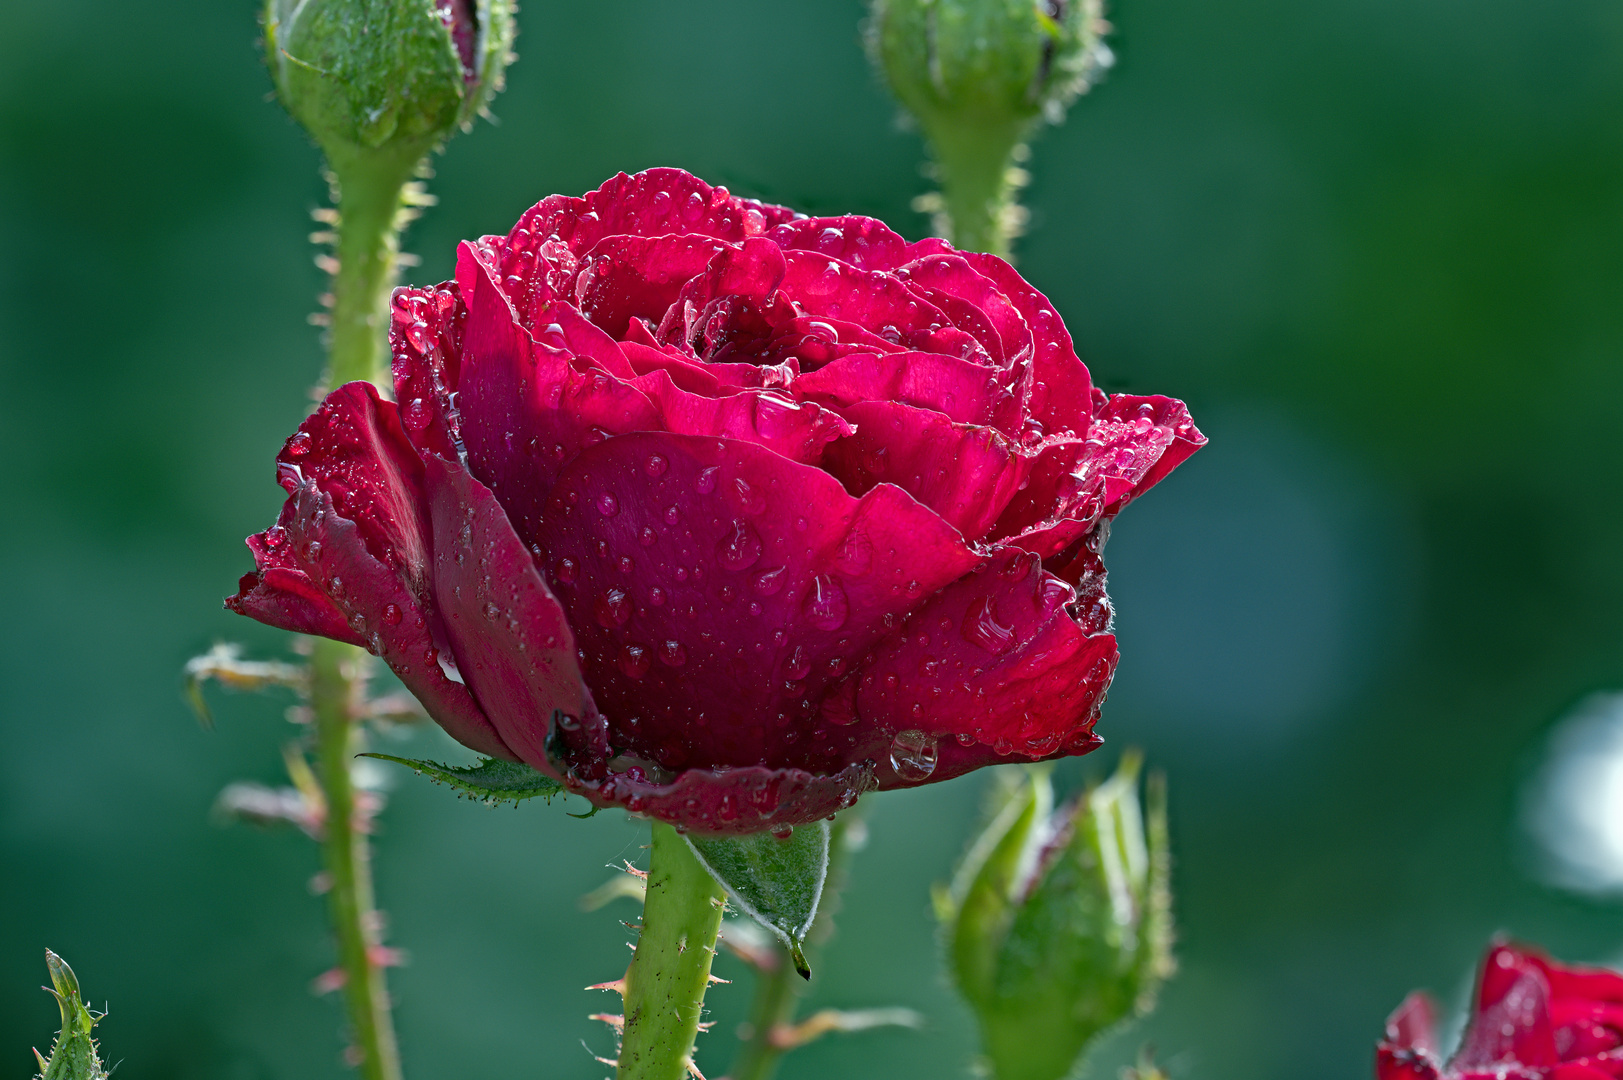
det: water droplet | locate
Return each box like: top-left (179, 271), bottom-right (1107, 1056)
top-left (751, 566), bottom-right (787, 596)
top-left (556, 557), bottom-right (579, 583)
top-left (596, 492), bottom-right (620, 517)
top-left (595, 588), bottom-right (633, 627)
top-left (618, 555), bottom-right (635, 574)
top-left (645, 454), bottom-right (669, 477)
top-left (697, 467), bottom-right (720, 494)
top-left (770, 823), bottom-right (794, 840)
top-left (836, 530), bottom-right (873, 576)
top-left (618, 644), bottom-right (651, 679)
top-left (889, 729), bottom-right (939, 781)
top-left (717, 520), bottom-right (764, 571)
top-left (557, 712), bottom-right (582, 732)
top-left (664, 505), bottom-right (682, 525)
top-left (286, 431), bottom-right (313, 457)
top-left (785, 646), bottom-right (811, 680)
top-left (483, 601), bottom-right (501, 621)
top-left (955, 732), bottom-right (976, 747)
top-left (649, 586), bottom-right (667, 606)
top-left (381, 603), bottom-right (403, 626)
top-left (802, 574), bottom-right (849, 631)
top-left (962, 596), bottom-right (1015, 654)
top-left (660, 641), bottom-right (688, 667)
top-left (733, 476), bottom-right (765, 514)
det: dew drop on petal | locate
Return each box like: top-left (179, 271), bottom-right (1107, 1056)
top-left (803, 574), bottom-right (849, 631)
top-left (556, 557), bottom-right (579, 583)
top-left (640, 526), bottom-right (658, 547)
top-left (618, 644), bottom-right (651, 679)
top-left (595, 588), bottom-right (633, 628)
top-left (717, 520), bottom-right (764, 571)
top-left (697, 466), bottom-right (720, 494)
top-left (961, 596), bottom-right (1016, 655)
top-left (785, 645), bottom-right (811, 681)
top-left (734, 477), bottom-right (765, 514)
top-left (286, 431), bottom-right (313, 457)
top-left (751, 566), bottom-right (787, 596)
top-left (381, 604), bottom-right (403, 626)
top-left (645, 454), bottom-right (669, 477)
top-left (660, 641), bottom-right (687, 667)
top-left (889, 729), bottom-right (939, 781)
top-left (596, 492), bottom-right (620, 517)
top-left (836, 530), bottom-right (873, 576)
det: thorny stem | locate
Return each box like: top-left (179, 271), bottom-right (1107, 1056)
top-left (618, 823), bottom-right (729, 1080)
top-left (310, 637), bottom-right (402, 1080)
top-left (322, 143), bottom-right (426, 390)
top-left (725, 816), bottom-right (859, 1080)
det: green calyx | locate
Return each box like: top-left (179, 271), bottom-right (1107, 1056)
top-left (34, 952), bottom-right (110, 1080)
top-left (936, 756), bottom-right (1174, 1080)
top-left (265, 0), bottom-right (515, 162)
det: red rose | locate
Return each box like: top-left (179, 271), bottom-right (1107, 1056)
top-left (1379, 943), bottom-right (1623, 1080)
top-left (228, 168), bottom-right (1202, 833)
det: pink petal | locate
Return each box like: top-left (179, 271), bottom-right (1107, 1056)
top-left (896, 253), bottom-right (1034, 368)
top-left (854, 547), bottom-right (1114, 784)
top-left (562, 760), bottom-right (877, 835)
top-left (1455, 946), bottom-right (1558, 1068)
top-left (779, 250), bottom-right (980, 360)
top-left (1385, 992), bottom-right (1441, 1055)
top-left (390, 283), bottom-right (468, 462)
top-left (422, 454), bottom-right (598, 773)
top-left (822, 399), bottom-right (1030, 542)
top-left (764, 215), bottom-right (927, 271)
top-left (573, 233), bottom-right (732, 340)
top-left (528, 431), bottom-right (980, 779)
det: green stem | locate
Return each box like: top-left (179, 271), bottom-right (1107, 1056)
top-left (725, 816), bottom-right (859, 1080)
top-left (310, 637), bottom-right (402, 1080)
top-left (323, 143), bottom-right (425, 390)
top-left (925, 119), bottom-right (1030, 258)
top-left (618, 823), bottom-right (729, 1080)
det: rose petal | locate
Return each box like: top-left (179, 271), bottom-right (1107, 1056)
top-left (1454, 947), bottom-right (1557, 1068)
top-left (390, 283), bottom-right (467, 460)
top-left (896, 254), bottom-right (1034, 368)
top-left (993, 394), bottom-right (1206, 559)
top-left (631, 369), bottom-right (853, 463)
top-left (779, 250), bottom-right (980, 359)
top-left (765, 215), bottom-right (926, 272)
top-left (423, 454), bottom-right (598, 772)
top-left (1386, 992), bottom-right (1440, 1054)
top-left (854, 548), bottom-right (1113, 782)
top-left (561, 760), bottom-right (876, 834)
top-left (574, 233), bottom-right (733, 339)
top-left (959, 251), bottom-right (1095, 436)
top-left (455, 254), bottom-right (661, 544)
top-left (227, 564), bottom-right (362, 646)
top-left (529, 431), bottom-right (980, 778)
top-left (823, 399), bottom-right (1030, 542)
top-left (792, 350), bottom-right (1021, 433)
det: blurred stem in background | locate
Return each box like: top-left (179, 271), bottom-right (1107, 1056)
top-left (32, 951), bottom-right (110, 1080)
top-left (867, 0), bottom-right (1114, 257)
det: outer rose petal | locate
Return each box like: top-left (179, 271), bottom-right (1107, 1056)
top-left (563, 761), bottom-right (876, 834)
top-left (228, 384), bottom-right (512, 760)
top-left (993, 394), bottom-right (1207, 559)
top-left (823, 399), bottom-right (1030, 542)
top-left (1455, 949), bottom-right (1557, 1069)
top-left (529, 432), bottom-right (981, 777)
top-left (228, 563), bottom-right (362, 645)
top-left (422, 455), bottom-right (598, 772)
top-left (390, 283), bottom-right (466, 461)
top-left (855, 548), bottom-right (1114, 783)
top-left (764, 215), bottom-right (930, 272)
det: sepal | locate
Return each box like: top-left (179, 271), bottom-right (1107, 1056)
top-left (684, 821), bottom-right (833, 979)
top-left (362, 753), bottom-right (567, 806)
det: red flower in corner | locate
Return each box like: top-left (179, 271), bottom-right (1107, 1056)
top-left (1380, 943), bottom-right (1623, 1080)
top-left (227, 168), bottom-right (1203, 833)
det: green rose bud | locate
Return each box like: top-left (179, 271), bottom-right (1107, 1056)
top-left (935, 755), bottom-right (1173, 1080)
top-left (265, 0), bottom-right (515, 168)
top-left (33, 951), bottom-right (110, 1080)
top-left (867, 0), bottom-right (1111, 255)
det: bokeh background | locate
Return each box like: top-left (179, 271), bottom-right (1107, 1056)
top-left (4, 1), bottom-right (1623, 1077)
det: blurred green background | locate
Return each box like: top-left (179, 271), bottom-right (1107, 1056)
top-left (4, 1), bottom-right (1623, 1077)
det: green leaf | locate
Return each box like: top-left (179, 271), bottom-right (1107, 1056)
top-left (684, 821), bottom-right (831, 979)
top-left (36, 951), bottom-right (109, 1080)
top-left (361, 753), bottom-right (566, 806)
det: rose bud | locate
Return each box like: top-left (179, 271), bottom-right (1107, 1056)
top-left (867, 0), bottom-right (1112, 250)
top-left (1378, 942), bottom-right (1623, 1080)
top-left (264, 0), bottom-right (514, 164)
top-left (936, 755), bottom-right (1173, 1080)
top-left (226, 168), bottom-right (1203, 834)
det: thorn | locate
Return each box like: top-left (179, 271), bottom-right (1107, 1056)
top-left (588, 1013), bottom-right (624, 1030)
top-left (586, 979), bottom-right (627, 995)
top-left (312, 968), bottom-right (347, 995)
top-left (707, 973), bottom-right (730, 984)
top-left (367, 945), bottom-right (407, 969)
top-left (582, 1041), bottom-right (619, 1068)
top-left (696, 1020), bottom-right (715, 1032)
top-left (311, 207), bottom-right (340, 224)
top-left (315, 254), bottom-right (340, 275)
top-left (684, 1057), bottom-right (709, 1080)
top-left (620, 860), bottom-right (648, 879)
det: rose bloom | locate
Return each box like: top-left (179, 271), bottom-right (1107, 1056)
top-left (1379, 943), bottom-right (1623, 1080)
top-left (229, 169), bottom-right (1202, 833)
